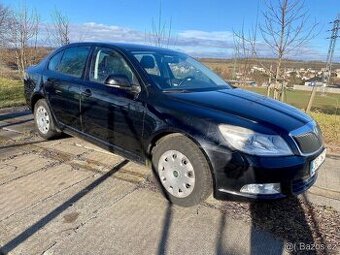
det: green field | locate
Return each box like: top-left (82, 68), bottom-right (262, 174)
top-left (0, 77), bottom-right (25, 108)
top-left (245, 87), bottom-right (340, 115)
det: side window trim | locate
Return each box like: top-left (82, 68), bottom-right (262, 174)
top-left (83, 45), bottom-right (95, 81)
top-left (93, 49), bottom-right (101, 80)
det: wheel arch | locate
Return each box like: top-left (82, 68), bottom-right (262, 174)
top-left (147, 130), bottom-right (216, 185)
top-left (30, 93), bottom-right (45, 112)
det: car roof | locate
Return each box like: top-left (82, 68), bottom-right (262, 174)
top-left (64, 42), bottom-right (183, 55)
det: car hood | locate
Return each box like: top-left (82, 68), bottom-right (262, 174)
top-left (166, 88), bottom-right (312, 133)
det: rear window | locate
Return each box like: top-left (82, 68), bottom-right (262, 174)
top-left (57, 46), bottom-right (90, 78)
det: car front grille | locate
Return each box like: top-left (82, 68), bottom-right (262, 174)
top-left (293, 130), bottom-right (322, 154)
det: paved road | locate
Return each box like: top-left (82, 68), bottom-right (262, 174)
top-left (0, 109), bottom-right (339, 255)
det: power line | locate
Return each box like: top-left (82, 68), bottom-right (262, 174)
top-left (324, 14), bottom-right (339, 86)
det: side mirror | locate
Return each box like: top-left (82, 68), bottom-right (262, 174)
top-left (105, 74), bottom-right (131, 88)
top-left (104, 74), bottom-right (141, 94)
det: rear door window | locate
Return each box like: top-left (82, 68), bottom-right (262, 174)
top-left (57, 46), bottom-right (91, 78)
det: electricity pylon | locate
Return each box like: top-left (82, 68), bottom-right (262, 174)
top-left (324, 15), bottom-right (339, 86)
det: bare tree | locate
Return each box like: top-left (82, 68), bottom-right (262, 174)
top-left (260, 0), bottom-right (318, 100)
top-left (0, 3), bottom-right (12, 47)
top-left (10, 5), bottom-right (40, 78)
top-left (147, 0), bottom-right (173, 47)
top-left (233, 22), bottom-right (258, 86)
top-left (49, 8), bottom-right (70, 46)
top-left (0, 3), bottom-right (15, 76)
top-left (232, 2), bottom-right (277, 91)
top-left (233, 24), bottom-right (278, 93)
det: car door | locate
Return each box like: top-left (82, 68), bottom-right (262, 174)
top-left (44, 46), bottom-right (91, 130)
top-left (81, 46), bottom-right (145, 158)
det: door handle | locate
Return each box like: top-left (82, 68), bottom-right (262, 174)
top-left (81, 89), bottom-right (92, 97)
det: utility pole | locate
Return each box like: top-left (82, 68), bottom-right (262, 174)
top-left (324, 15), bottom-right (339, 86)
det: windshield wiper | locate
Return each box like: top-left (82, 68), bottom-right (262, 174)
top-left (162, 88), bottom-right (191, 93)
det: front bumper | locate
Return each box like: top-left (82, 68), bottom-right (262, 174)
top-left (203, 143), bottom-right (325, 200)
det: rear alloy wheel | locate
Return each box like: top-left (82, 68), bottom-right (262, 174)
top-left (152, 134), bottom-right (213, 207)
top-left (34, 99), bottom-right (60, 139)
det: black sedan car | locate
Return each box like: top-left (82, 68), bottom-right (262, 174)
top-left (24, 42), bottom-right (326, 206)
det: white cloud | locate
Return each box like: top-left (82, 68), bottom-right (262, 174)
top-left (64, 22), bottom-right (236, 58)
top-left (41, 21), bottom-right (329, 60)
top-left (178, 30), bottom-right (233, 41)
top-left (70, 22), bottom-right (146, 43)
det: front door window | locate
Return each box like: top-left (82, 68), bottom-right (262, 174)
top-left (89, 47), bottom-right (138, 86)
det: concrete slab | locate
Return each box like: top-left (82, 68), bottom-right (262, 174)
top-left (313, 157), bottom-right (340, 192)
top-left (0, 129), bottom-right (23, 140)
top-left (74, 139), bottom-right (115, 155)
top-left (307, 156), bottom-right (340, 210)
top-left (0, 120), bottom-right (35, 134)
top-left (0, 154), bottom-right (56, 185)
top-left (0, 163), bottom-right (137, 255)
top-left (0, 145), bottom-right (27, 161)
top-left (117, 161), bottom-right (151, 183)
top-left (304, 192), bottom-right (340, 211)
top-left (0, 108), bottom-right (30, 120)
top-left (48, 190), bottom-right (287, 255)
top-left (0, 163), bottom-right (93, 221)
top-left (37, 138), bottom-right (90, 157)
top-left (80, 149), bottom-right (124, 166)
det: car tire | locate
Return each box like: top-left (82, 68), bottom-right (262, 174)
top-left (152, 134), bottom-right (213, 207)
top-left (34, 99), bottom-right (60, 140)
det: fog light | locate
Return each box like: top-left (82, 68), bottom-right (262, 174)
top-left (240, 183), bottom-right (281, 195)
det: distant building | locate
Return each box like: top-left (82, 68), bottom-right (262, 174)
top-left (251, 66), bottom-right (266, 73)
top-left (304, 77), bottom-right (325, 87)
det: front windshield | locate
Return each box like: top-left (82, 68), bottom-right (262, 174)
top-left (131, 51), bottom-right (231, 91)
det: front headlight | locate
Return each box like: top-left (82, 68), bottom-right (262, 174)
top-left (218, 124), bottom-right (293, 156)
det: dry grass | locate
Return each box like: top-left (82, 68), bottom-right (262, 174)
top-left (310, 112), bottom-right (340, 154)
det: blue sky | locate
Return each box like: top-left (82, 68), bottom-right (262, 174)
top-left (2, 0), bottom-right (339, 61)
